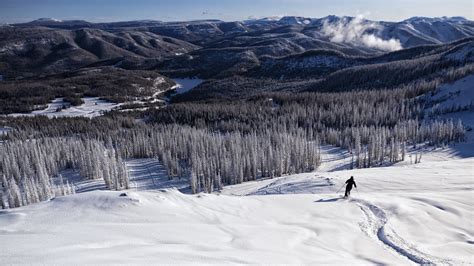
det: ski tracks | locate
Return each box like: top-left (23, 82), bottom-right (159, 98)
top-left (353, 198), bottom-right (453, 265)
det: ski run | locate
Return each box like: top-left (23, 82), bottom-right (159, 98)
top-left (0, 139), bottom-right (472, 264)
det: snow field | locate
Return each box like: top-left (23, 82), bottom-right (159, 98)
top-left (4, 79), bottom-right (204, 117)
top-left (429, 75), bottom-right (474, 111)
top-left (8, 97), bottom-right (120, 118)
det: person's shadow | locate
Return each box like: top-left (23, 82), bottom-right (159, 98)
top-left (314, 197), bottom-right (343, 203)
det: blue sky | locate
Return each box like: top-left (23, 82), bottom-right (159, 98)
top-left (0, 0), bottom-right (472, 23)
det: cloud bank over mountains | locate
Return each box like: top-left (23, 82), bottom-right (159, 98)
top-left (322, 15), bottom-right (403, 51)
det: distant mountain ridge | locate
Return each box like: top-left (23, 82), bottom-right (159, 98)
top-left (11, 15), bottom-right (473, 48)
top-left (0, 15), bottom-right (472, 79)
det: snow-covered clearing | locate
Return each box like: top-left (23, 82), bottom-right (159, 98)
top-left (0, 126), bottom-right (11, 136)
top-left (429, 74), bottom-right (474, 110)
top-left (126, 158), bottom-right (188, 191)
top-left (171, 78), bottom-right (204, 94)
top-left (8, 97), bottom-right (120, 118)
top-left (56, 169), bottom-right (107, 193)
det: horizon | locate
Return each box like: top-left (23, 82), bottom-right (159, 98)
top-left (5, 14), bottom-right (473, 25)
top-left (1, 0), bottom-right (472, 24)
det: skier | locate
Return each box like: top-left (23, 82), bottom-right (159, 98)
top-left (344, 176), bottom-right (357, 198)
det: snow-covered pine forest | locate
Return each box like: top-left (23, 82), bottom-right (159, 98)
top-left (0, 66), bottom-right (469, 208)
top-left (0, 138), bottom-right (129, 208)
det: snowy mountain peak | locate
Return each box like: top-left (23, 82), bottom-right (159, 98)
top-left (404, 16), bottom-right (468, 24)
top-left (278, 16), bottom-right (312, 25)
top-left (258, 16), bottom-right (282, 21)
top-left (33, 17), bottom-right (63, 23)
top-left (243, 16), bottom-right (282, 26)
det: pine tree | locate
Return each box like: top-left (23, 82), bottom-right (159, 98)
top-left (7, 179), bottom-right (22, 208)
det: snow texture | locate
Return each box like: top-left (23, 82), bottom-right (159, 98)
top-left (430, 74), bottom-right (474, 110)
top-left (0, 140), bottom-right (472, 264)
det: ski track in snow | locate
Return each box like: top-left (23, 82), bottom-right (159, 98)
top-left (353, 198), bottom-right (453, 265)
top-left (2, 152), bottom-right (472, 264)
top-left (247, 174), bottom-right (336, 196)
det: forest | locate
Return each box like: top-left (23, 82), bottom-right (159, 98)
top-left (0, 67), bottom-right (172, 114)
top-left (0, 71), bottom-right (467, 208)
top-left (1, 38), bottom-right (472, 208)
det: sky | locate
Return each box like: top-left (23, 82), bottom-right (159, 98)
top-left (0, 0), bottom-right (472, 23)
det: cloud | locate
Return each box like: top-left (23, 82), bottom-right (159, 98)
top-left (321, 15), bottom-right (402, 51)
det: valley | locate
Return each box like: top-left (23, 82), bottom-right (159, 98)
top-left (0, 11), bottom-right (473, 265)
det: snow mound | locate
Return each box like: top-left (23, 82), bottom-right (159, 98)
top-left (0, 188), bottom-right (405, 264)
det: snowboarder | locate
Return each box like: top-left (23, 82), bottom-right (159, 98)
top-left (344, 176), bottom-right (357, 198)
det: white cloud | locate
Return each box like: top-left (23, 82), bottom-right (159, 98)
top-left (321, 15), bottom-right (402, 51)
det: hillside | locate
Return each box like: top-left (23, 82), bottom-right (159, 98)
top-left (0, 67), bottom-right (176, 114)
top-left (0, 26), bottom-right (198, 78)
top-left (1, 16), bottom-right (472, 80)
top-left (1, 139), bottom-right (472, 264)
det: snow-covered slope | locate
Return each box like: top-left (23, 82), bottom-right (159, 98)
top-left (419, 74), bottom-right (474, 166)
top-left (319, 16), bottom-right (474, 49)
top-left (429, 74), bottom-right (474, 111)
top-left (393, 17), bottom-right (474, 46)
top-left (33, 18), bottom-right (63, 23)
top-left (264, 15), bottom-right (473, 50)
top-left (1, 77), bottom-right (473, 264)
top-left (1, 141), bottom-right (472, 264)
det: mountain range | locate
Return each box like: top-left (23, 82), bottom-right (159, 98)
top-left (0, 16), bottom-right (472, 79)
top-left (0, 15), bottom-right (472, 110)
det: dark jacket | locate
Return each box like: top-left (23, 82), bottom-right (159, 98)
top-left (345, 178), bottom-right (357, 190)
